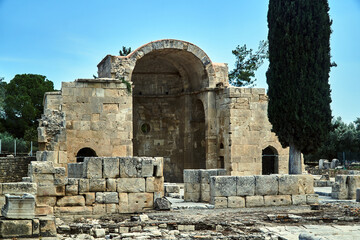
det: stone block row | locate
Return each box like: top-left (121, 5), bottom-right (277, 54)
top-left (211, 194), bottom-right (319, 208)
top-left (331, 175), bottom-right (360, 199)
top-left (0, 217), bottom-right (56, 238)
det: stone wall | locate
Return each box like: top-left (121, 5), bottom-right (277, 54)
top-left (1, 157), bottom-right (164, 217)
top-left (216, 88), bottom-right (291, 176)
top-left (331, 175), bottom-right (360, 199)
top-left (38, 79), bottom-right (133, 168)
top-left (0, 156), bottom-right (35, 183)
top-left (184, 169), bottom-right (317, 208)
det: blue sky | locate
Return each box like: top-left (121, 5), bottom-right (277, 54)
top-left (0, 0), bottom-right (359, 123)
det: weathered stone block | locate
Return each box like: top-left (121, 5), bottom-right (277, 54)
top-left (54, 206), bottom-right (92, 215)
top-left (104, 192), bottom-right (119, 204)
top-left (106, 203), bottom-right (118, 214)
top-left (164, 184), bottom-right (180, 194)
top-left (297, 175), bottom-right (314, 194)
top-left (291, 195), bottom-right (307, 205)
top-left (103, 157), bottom-right (119, 178)
top-left (67, 163), bottom-right (84, 178)
top-left (1, 194), bottom-right (35, 219)
top-left (57, 196), bottom-right (85, 207)
top-left (118, 193), bottom-right (129, 213)
top-left (32, 218), bottom-right (40, 237)
top-left (184, 191), bottom-right (200, 202)
top-left (210, 176), bottom-right (237, 197)
top-left (119, 157), bottom-right (139, 178)
top-left (116, 178), bottom-right (145, 193)
top-left (79, 179), bottom-right (90, 193)
top-left (236, 176), bottom-right (255, 196)
top-left (228, 196), bottom-right (245, 208)
top-left (66, 184), bottom-right (79, 196)
top-left (141, 158), bottom-right (155, 177)
top-left (146, 177), bottom-right (164, 192)
top-left (200, 169), bottom-right (218, 184)
top-left (29, 160), bottom-right (55, 174)
top-left (264, 195), bottom-right (291, 206)
top-left (2, 182), bottom-right (37, 195)
top-left (185, 183), bottom-right (200, 193)
top-left (245, 196), bottom-right (264, 207)
top-left (0, 219), bottom-right (33, 238)
top-left (278, 175), bottom-right (299, 195)
top-left (153, 157), bottom-right (164, 177)
top-left (211, 196), bottom-right (227, 208)
top-left (184, 170), bottom-right (200, 183)
top-left (89, 179), bottom-right (106, 192)
top-left (255, 175), bottom-right (278, 196)
top-left (106, 178), bottom-right (117, 192)
top-left (39, 217), bottom-right (57, 237)
top-left (83, 157), bottom-right (103, 178)
top-left (306, 194), bottom-right (319, 204)
top-left (84, 192), bottom-right (95, 205)
top-left (95, 192), bottom-right (105, 203)
top-left (348, 175), bottom-right (360, 199)
top-left (35, 206), bottom-right (54, 215)
top-left (36, 196), bottom-right (57, 207)
top-left (128, 193), bottom-right (153, 213)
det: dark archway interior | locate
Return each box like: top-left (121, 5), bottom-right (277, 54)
top-left (132, 49), bottom-right (208, 182)
top-left (262, 146), bottom-right (278, 175)
top-left (76, 147), bottom-right (97, 163)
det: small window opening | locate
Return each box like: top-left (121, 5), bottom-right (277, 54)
top-left (220, 143), bottom-right (224, 149)
top-left (218, 156), bottom-right (225, 168)
top-left (141, 123), bottom-right (151, 134)
top-left (76, 147), bottom-right (97, 163)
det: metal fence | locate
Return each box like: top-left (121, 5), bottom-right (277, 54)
top-left (0, 139), bottom-right (37, 157)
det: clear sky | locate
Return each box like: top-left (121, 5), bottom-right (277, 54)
top-left (0, 0), bottom-right (359, 123)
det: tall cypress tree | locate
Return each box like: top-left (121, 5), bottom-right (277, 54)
top-left (267, 0), bottom-right (332, 174)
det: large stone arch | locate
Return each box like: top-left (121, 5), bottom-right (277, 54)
top-left (127, 39), bottom-right (216, 182)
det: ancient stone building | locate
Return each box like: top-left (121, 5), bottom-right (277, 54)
top-left (38, 39), bottom-right (290, 182)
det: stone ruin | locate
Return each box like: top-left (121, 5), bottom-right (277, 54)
top-left (37, 39), bottom-right (295, 183)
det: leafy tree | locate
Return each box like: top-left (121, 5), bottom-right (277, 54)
top-left (2, 74), bottom-right (54, 141)
top-left (267, 0), bottom-right (333, 174)
top-left (119, 46), bottom-right (132, 56)
top-left (229, 40), bottom-right (268, 87)
top-left (0, 77), bottom-right (6, 131)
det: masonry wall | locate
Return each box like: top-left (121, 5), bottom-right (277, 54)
top-left (0, 157), bottom-right (34, 183)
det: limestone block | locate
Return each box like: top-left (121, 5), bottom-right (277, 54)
top-left (54, 168), bottom-right (67, 186)
top-left (306, 194), bottom-right (319, 204)
top-left (245, 196), bottom-right (264, 208)
top-left (2, 183), bottom-right (37, 195)
top-left (118, 193), bottom-right (129, 213)
top-left (184, 170), bottom-right (200, 183)
top-left (0, 219), bottom-right (33, 238)
top-left (210, 176), bottom-right (237, 197)
top-left (278, 175), bottom-right (299, 195)
top-left (89, 179), bottom-right (106, 192)
top-left (185, 183), bottom-right (200, 193)
top-left (106, 203), bottom-right (118, 214)
top-left (217, 169), bottom-right (227, 176)
top-left (79, 179), bottom-right (90, 193)
top-left (116, 178), bottom-right (145, 193)
top-left (201, 183), bottom-right (211, 202)
top-left (58, 151), bottom-right (68, 164)
top-left (297, 175), bottom-right (314, 194)
top-left (57, 196), bottom-right (85, 206)
top-left (84, 192), bottom-right (95, 206)
top-left (236, 176), bottom-right (255, 196)
top-left (348, 176), bottom-right (360, 199)
top-left (29, 161), bottom-right (55, 174)
top-left (1, 194), bottom-right (35, 219)
top-left (146, 177), bottom-right (164, 193)
top-left (32, 218), bottom-right (40, 236)
top-left (66, 184), bottom-right (79, 196)
top-left (154, 157), bottom-right (164, 177)
top-left (164, 184), bottom-right (180, 194)
top-left (67, 163), bottom-right (84, 178)
top-left (37, 185), bottom-right (64, 197)
top-left (154, 191), bottom-right (164, 201)
top-left (39, 217), bottom-right (57, 237)
top-left (228, 196), bottom-right (245, 208)
top-left (210, 196), bottom-right (228, 208)
top-left (291, 195), bottom-right (307, 205)
top-left (36, 196), bottom-right (57, 207)
top-left (31, 174), bottom-right (55, 185)
top-left (104, 192), bottom-right (119, 204)
top-left (83, 157), bottom-right (103, 179)
top-left (35, 206), bottom-right (54, 216)
top-left (255, 175), bottom-right (278, 196)
top-left (184, 191), bottom-right (200, 202)
top-left (106, 178), bottom-right (117, 192)
top-left (334, 175), bottom-right (348, 199)
top-left (264, 195), bottom-right (292, 207)
top-left (93, 204), bottom-right (105, 214)
top-left (54, 206), bottom-right (92, 215)
top-left (119, 157), bottom-right (139, 178)
top-left (200, 169), bottom-right (218, 184)
top-left (95, 192), bottom-right (105, 203)
top-left (103, 157), bottom-right (120, 178)
top-left (128, 193), bottom-right (153, 213)
top-left (141, 158), bottom-right (155, 177)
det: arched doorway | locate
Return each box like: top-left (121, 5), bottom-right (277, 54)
top-left (262, 146), bottom-right (278, 175)
top-left (76, 147), bottom-right (97, 162)
top-left (132, 48), bottom-right (209, 182)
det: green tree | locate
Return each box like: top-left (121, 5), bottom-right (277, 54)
top-left (267, 0), bottom-right (333, 174)
top-left (2, 74), bottom-right (54, 140)
top-left (229, 40), bottom-right (268, 87)
top-left (0, 77), bottom-right (6, 131)
top-left (119, 46), bottom-right (132, 56)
